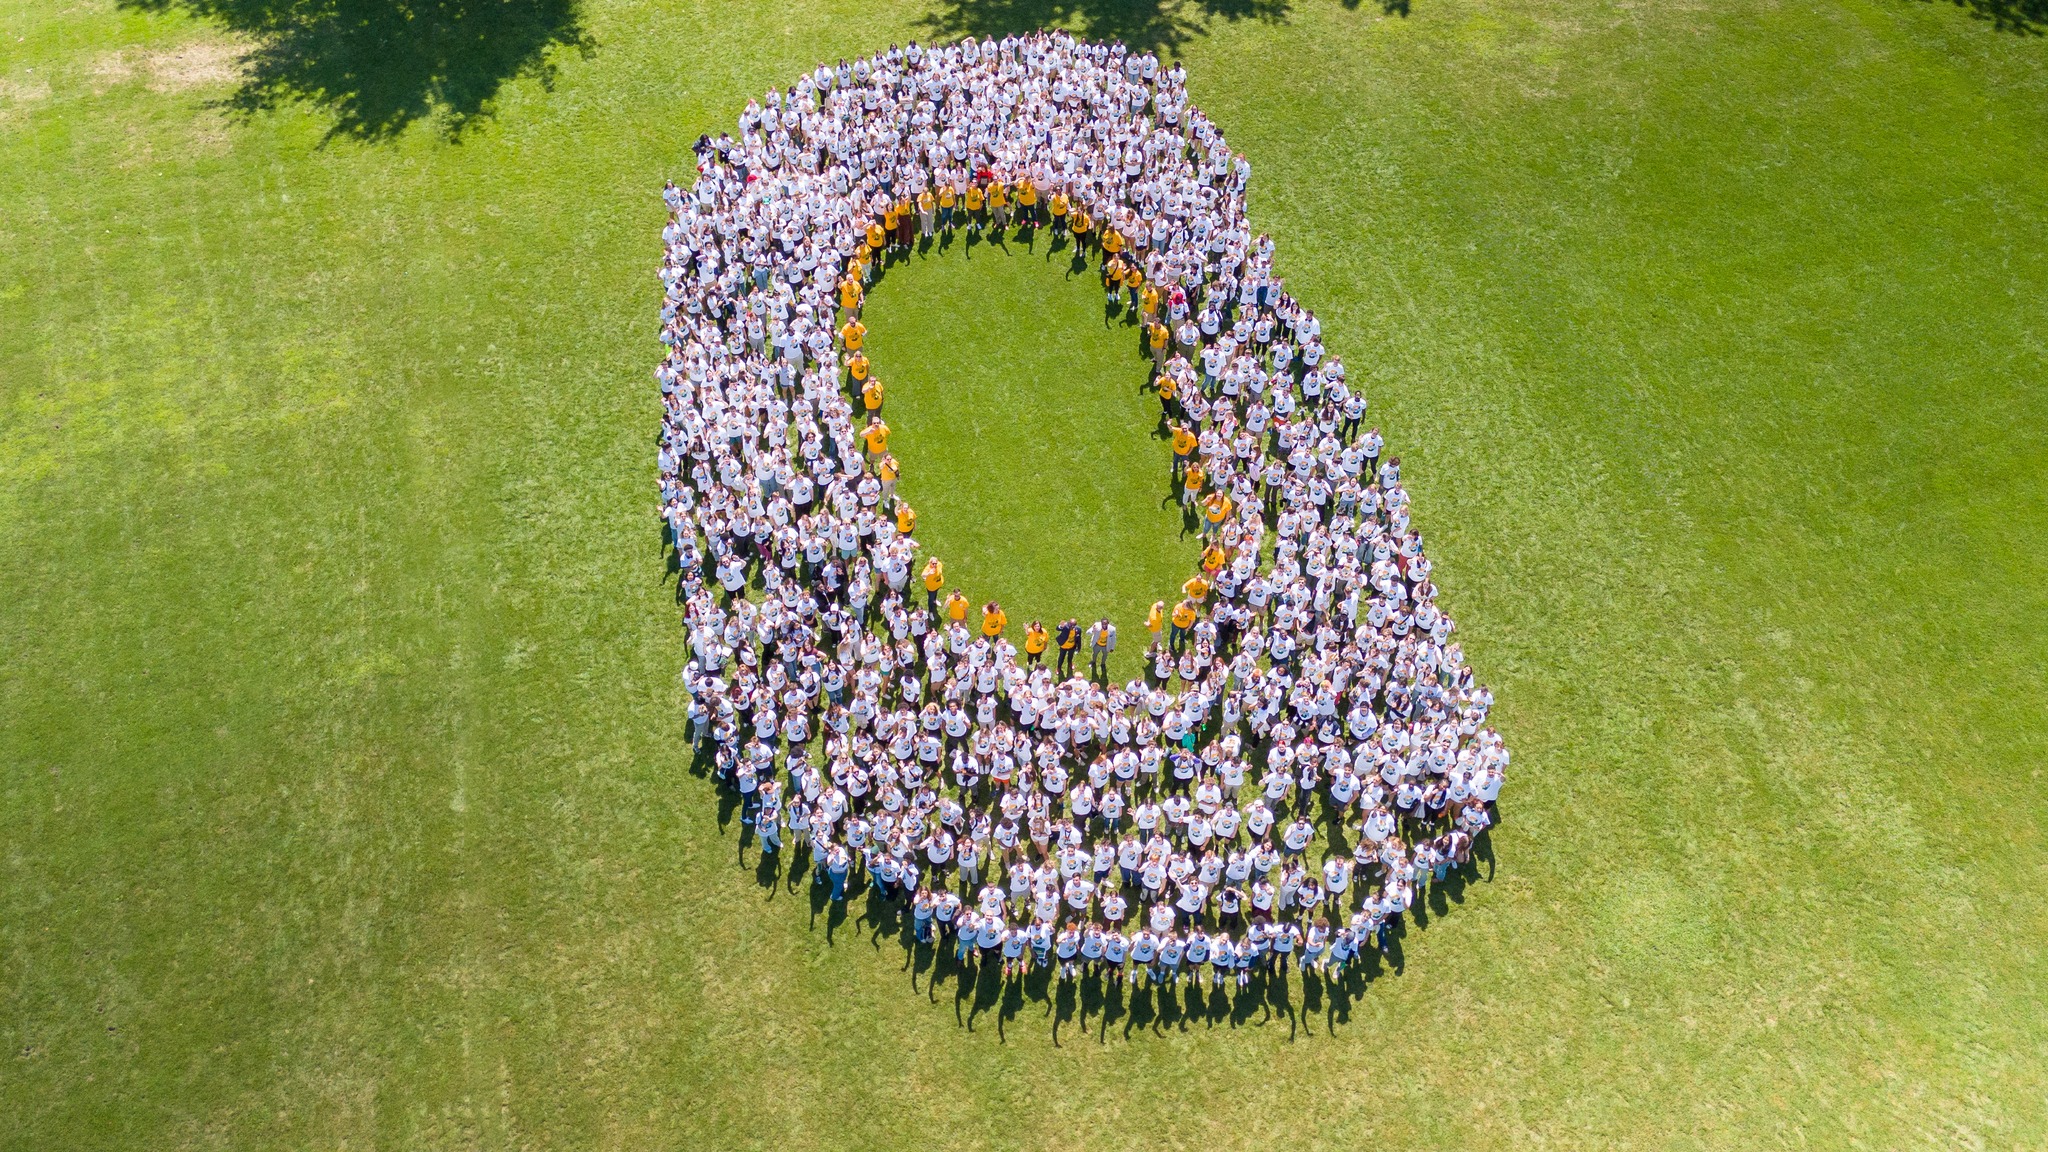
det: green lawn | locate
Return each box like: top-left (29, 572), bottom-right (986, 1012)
top-left (4, 0), bottom-right (2047, 1148)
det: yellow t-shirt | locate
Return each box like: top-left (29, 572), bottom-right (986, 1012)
top-left (840, 320), bottom-right (866, 350)
top-left (1017, 181), bottom-right (1037, 207)
top-left (861, 422), bottom-right (889, 452)
top-left (882, 205), bottom-right (900, 230)
top-left (1049, 193), bottom-right (1070, 217)
top-left (946, 595), bottom-right (969, 623)
top-left (1182, 575), bottom-right (1211, 602)
top-left (1024, 627), bottom-right (1048, 655)
top-left (897, 504), bottom-right (917, 534)
top-left (923, 561), bottom-right (945, 592)
top-left (1103, 228), bottom-right (1125, 254)
top-left (865, 222), bottom-right (886, 250)
top-left (982, 609), bottom-right (1007, 637)
top-left (840, 277), bottom-right (864, 309)
top-left (917, 190), bottom-right (935, 212)
top-left (964, 185), bottom-right (985, 211)
top-left (862, 378), bottom-right (884, 411)
top-left (848, 352), bottom-right (870, 382)
top-left (988, 182), bottom-right (1008, 208)
top-left (938, 185), bottom-right (957, 208)
top-left (1172, 427), bottom-right (1198, 456)
top-left (1171, 601), bottom-right (1198, 629)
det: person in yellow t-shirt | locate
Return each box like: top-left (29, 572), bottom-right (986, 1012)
top-left (881, 201), bottom-right (900, 239)
top-left (862, 374), bottom-right (884, 415)
top-left (1200, 541), bottom-right (1229, 573)
top-left (1182, 573), bottom-right (1211, 604)
top-left (1102, 226), bottom-right (1125, 257)
top-left (987, 180), bottom-right (1009, 232)
top-left (1169, 598), bottom-right (1199, 655)
top-left (937, 181), bottom-right (957, 231)
top-left (1145, 600), bottom-right (1166, 646)
top-left (981, 602), bottom-right (1007, 639)
top-left (1069, 206), bottom-right (1092, 252)
top-left (1155, 363), bottom-right (1178, 415)
top-left (1048, 190), bottom-right (1070, 234)
top-left (839, 273), bottom-right (864, 316)
top-left (840, 317), bottom-right (867, 352)
top-left (917, 188), bottom-right (937, 238)
top-left (847, 349), bottom-right (871, 387)
top-left (1181, 460), bottom-right (1205, 509)
top-left (860, 415), bottom-right (889, 458)
top-left (1140, 281), bottom-right (1160, 320)
top-left (875, 453), bottom-right (900, 506)
top-left (866, 219), bottom-right (887, 254)
top-left (1015, 177), bottom-right (1038, 226)
top-left (1148, 317), bottom-right (1171, 372)
top-left (895, 197), bottom-right (915, 246)
top-left (1170, 422), bottom-right (1197, 476)
top-left (963, 181), bottom-right (985, 230)
top-left (1022, 621), bottom-right (1049, 664)
top-left (1102, 255), bottom-right (1127, 307)
top-left (896, 501), bottom-right (917, 536)
top-left (1201, 490), bottom-right (1233, 536)
top-left (944, 590), bottom-right (970, 626)
top-left (921, 557), bottom-right (945, 613)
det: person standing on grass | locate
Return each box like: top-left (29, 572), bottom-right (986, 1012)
top-left (1023, 620), bottom-right (1048, 665)
top-left (1054, 618), bottom-right (1081, 679)
top-left (1088, 617), bottom-right (1116, 679)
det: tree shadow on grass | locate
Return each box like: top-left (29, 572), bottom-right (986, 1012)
top-left (1924, 0), bottom-right (2046, 32)
top-left (918, 0), bottom-right (1292, 59)
top-left (118, 0), bottom-right (594, 141)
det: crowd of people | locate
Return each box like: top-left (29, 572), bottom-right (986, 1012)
top-left (658, 32), bottom-right (1508, 994)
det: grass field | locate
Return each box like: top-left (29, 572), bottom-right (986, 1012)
top-left (4, 0), bottom-right (2047, 1147)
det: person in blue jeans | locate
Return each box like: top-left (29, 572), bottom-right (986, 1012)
top-left (825, 843), bottom-right (851, 902)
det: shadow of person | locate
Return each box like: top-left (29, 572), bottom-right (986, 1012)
top-left (119, 0), bottom-right (593, 141)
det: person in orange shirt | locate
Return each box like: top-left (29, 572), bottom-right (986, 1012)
top-left (848, 349), bottom-right (871, 389)
top-left (1048, 189), bottom-right (1070, 234)
top-left (862, 374), bottom-right (885, 415)
top-left (1200, 540), bottom-right (1229, 573)
top-left (1016, 176), bottom-right (1039, 226)
top-left (840, 316), bottom-right (866, 353)
top-left (917, 187), bottom-right (937, 238)
top-left (1069, 205), bottom-right (1092, 252)
top-left (896, 500), bottom-right (917, 537)
top-left (1182, 573), bottom-right (1211, 604)
top-left (1103, 255), bottom-right (1128, 308)
top-left (1169, 421), bottom-right (1197, 477)
top-left (981, 601), bottom-right (1007, 639)
top-left (1145, 600), bottom-right (1166, 647)
top-left (921, 557), bottom-right (945, 614)
top-left (987, 179), bottom-right (1009, 232)
top-left (839, 273), bottom-right (864, 318)
top-left (894, 195), bottom-right (915, 246)
top-left (1169, 598), bottom-right (1199, 655)
top-left (944, 589), bottom-right (970, 626)
top-left (937, 180), bottom-right (957, 231)
top-left (1022, 621), bottom-right (1049, 665)
top-left (866, 218), bottom-right (887, 256)
top-left (875, 452), bottom-right (900, 506)
top-left (963, 180), bottom-right (985, 230)
top-left (1181, 461), bottom-right (1206, 513)
top-left (860, 415), bottom-right (889, 458)
top-left (1201, 490), bottom-right (1233, 538)
top-left (1148, 317), bottom-right (1171, 373)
